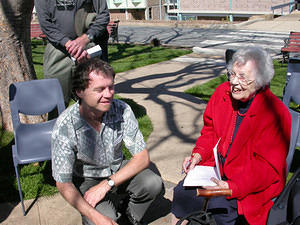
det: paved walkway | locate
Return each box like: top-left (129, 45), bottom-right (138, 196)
top-left (1, 12), bottom-right (300, 225)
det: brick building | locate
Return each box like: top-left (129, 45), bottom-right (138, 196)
top-left (176, 0), bottom-right (293, 20)
top-left (107, 0), bottom-right (296, 21)
top-left (108, 0), bottom-right (166, 20)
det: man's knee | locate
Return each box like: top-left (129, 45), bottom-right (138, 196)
top-left (133, 169), bottom-right (163, 199)
top-left (145, 172), bottom-right (163, 198)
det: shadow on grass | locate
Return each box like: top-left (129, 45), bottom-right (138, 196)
top-left (109, 44), bottom-right (154, 62)
top-left (0, 135), bottom-right (56, 220)
top-left (120, 97), bottom-right (147, 119)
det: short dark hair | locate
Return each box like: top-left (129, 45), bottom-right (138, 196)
top-left (72, 58), bottom-right (115, 100)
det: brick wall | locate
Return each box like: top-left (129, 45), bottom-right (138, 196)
top-left (180, 0), bottom-right (291, 13)
top-left (110, 9), bottom-right (145, 20)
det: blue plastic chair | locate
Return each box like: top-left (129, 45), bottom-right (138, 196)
top-left (286, 58), bottom-right (300, 83)
top-left (283, 72), bottom-right (300, 175)
top-left (9, 78), bottom-right (65, 215)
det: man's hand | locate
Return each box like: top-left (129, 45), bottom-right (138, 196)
top-left (91, 212), bottom-right (118, 225)
top-left (65, 34), bottom-right (90, 63)
top-left (56, 182), bottom-right (117, 225)
top-left (84, 179), bottom-right (111, 208)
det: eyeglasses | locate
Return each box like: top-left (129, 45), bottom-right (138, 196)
top-left (227, 70), bottom-right (255, 86)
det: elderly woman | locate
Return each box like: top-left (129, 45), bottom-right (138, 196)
top-left (171, 46), bottom-right (291, 225)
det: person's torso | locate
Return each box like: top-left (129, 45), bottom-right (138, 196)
top-left (47, 0), bottom-right (89, 39)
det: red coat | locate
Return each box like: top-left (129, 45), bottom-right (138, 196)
top-left (192, 82), bottom-right (291, 225)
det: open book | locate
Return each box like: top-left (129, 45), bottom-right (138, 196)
top-left (183, 138), bottom-right (221, 187)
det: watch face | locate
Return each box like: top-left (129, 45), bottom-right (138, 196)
top-left (108, 179), bottom-right (114, 187)
top-left (88, 34), bottom-right (94, 41)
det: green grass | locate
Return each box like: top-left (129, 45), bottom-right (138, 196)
top-left (184, 60), bottom-right (300, 179)
top-left (114, 95), bottom-right (153, 160)
top-left (108, 44), bottom-right (192, 73)
top-left (31, 40), bottom-right (192, 79)
top-left (0, 40), bottom-right (189, 203)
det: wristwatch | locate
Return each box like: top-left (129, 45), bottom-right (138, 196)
top-left (107, 178), bottom-right (115, 188)
top-left (87, 33), bottom-right (94, 42)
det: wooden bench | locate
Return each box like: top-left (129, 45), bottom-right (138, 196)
top-left (107, 20), bottom-right (120, 43)
top-left (281, 31), bottom-right (300, 62)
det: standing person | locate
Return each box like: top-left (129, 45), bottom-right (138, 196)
top-left (34, 0), bottom-right (110, 105)
top-left (51, 58), bottom-right (163, 225)
top-left (171, 46), bottom-right (291, 225)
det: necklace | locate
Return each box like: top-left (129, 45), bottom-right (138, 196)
top-left (237, 110), bottom-right (246, 117)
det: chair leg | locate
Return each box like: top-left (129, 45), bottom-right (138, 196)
top-left (14, 164), bottom-right (25, 215)
top-left (201, 197), bottom-right (210, 212)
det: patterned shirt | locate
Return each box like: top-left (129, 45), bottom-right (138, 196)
top-left (52, 99), bottom-right (146, 183)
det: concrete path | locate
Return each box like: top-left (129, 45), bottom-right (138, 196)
top-left (114, 53), bottom-right (226, 185)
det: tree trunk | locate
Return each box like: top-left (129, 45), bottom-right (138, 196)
top-left (0, 0), bottom-right (41, 132)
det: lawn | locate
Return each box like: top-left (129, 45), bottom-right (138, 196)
top-left (0, 40), bottom-right (191, 203)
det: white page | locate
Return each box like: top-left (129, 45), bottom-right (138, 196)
top-left (213, 138), bottom-right (221, 180)
top-left (183, 138), bottom-right (222, 187)
top-left (183, 165), bottom-right (218, 186)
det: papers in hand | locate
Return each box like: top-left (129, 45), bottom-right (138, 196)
top-left (183, 166), bottom-right (219, 186)
top-left (87, 45), bottom-right (102, 58)
top-left (183, 138), bottom-right (221, 187)
top-left (71, 45), bottom-right (102, 62)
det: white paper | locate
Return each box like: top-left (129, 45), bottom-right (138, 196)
top-left (213, 138), bottom-right (221, 180)
top-left (71, 45), bottom-right (102, 62)
top-left (183, 138), bottom-right (222, 187)
top-left (87, 45), bottom-right (102, 58)
top-left (183, 166), bottom-right (219, 186)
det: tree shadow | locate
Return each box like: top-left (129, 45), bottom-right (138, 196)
top-left (115, 56), bottom-right (226, 147)
top-left (0, 138), bottom-right (19, 222)
top-left (0, 137), bottom-right (56, 220)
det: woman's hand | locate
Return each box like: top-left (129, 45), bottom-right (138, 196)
top-left (203, 177), bottom-right (229, 190)
top-left (182, 153), bottom-right (202, 174)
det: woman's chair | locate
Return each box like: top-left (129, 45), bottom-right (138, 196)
top-left (9, 78), bottom-right (65, 215)
top-left (284, 58), bottom-right (300, 94)
top-left (283, 72), bottom-right (300, 173)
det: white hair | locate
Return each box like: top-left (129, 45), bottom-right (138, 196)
top-left (227, 46), bottom-right (274, 88)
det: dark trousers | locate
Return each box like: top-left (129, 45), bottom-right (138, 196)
top-left (74, 163), bottom-right (163, 225)
top-left (172, 180), bottom-right (240, 225)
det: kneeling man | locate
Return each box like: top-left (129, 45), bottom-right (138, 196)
top-left (51, 58), bottom-right (163, 225)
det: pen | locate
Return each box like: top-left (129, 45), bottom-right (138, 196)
top-left (181, 159), bottom-right (192, 174)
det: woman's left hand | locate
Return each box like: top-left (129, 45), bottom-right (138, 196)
top-left (203, 177), bottom-right (229, 190)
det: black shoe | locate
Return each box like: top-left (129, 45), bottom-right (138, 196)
top-left (125, 208), bottom-right (143, 225)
